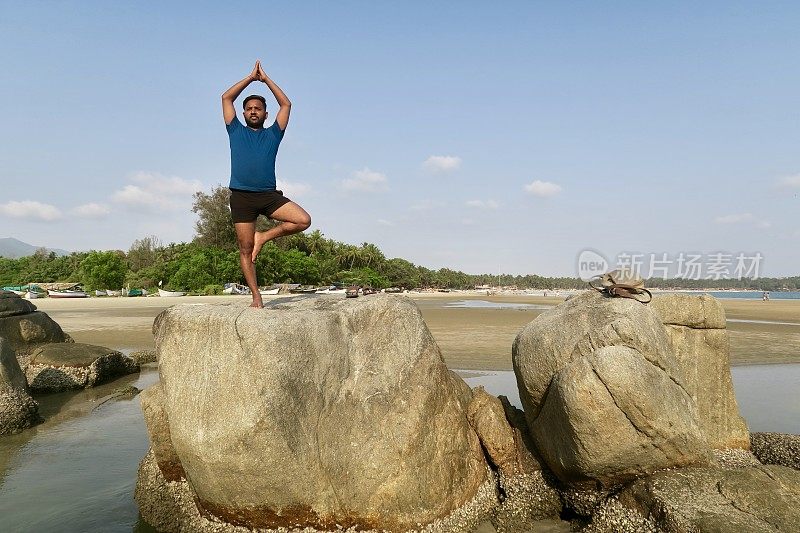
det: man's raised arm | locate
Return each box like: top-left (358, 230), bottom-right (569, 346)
top-left (222, 61), bottom-right (260, 125)
top-left (257, 63), bottom-right (292, 131)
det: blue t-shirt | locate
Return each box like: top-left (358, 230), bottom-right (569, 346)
top-left (226, 116), bottom-right (285, 191)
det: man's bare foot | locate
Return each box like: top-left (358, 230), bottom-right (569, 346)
top-left (251, 233), bottom-right (270, 263)
top-left (250, 297), bottom-right (264, 308)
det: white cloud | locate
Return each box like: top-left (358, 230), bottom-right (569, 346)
top-left (714, 213), bottom-right (771, 229)
top-left (276, 179), bottom-right (311, 198)
top-left (377, 219), bottom-right (394, 227)
top-left (465, 199), bottom-right (499, 209)
top-left (340, 167), bottom-right (388, 192)
top-left (0, 200), bottom-right (62, 221)
top-left (777, 174), bottom-right (800, 188)
top-left (524, 180), bottom-right (563, 197)
top-left (71, 203), bottom-right (111, 218)
top-left (423, 155), bottom-right (462, 173)
top-left (112, 171), bottom-right (203, 211)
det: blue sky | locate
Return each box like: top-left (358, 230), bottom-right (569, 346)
top-left (1, 1), bottom-right (799, 277)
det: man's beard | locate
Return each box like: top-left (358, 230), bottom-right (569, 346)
top-left (246, 116), bottom-right (265, 128)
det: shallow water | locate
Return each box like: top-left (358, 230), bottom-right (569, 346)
top-left (443, 299), bottom-right (551, 310)
top-left (0, 364), bottom-right (797, 532)
top-left (727, 318), bottom-right (800, 326)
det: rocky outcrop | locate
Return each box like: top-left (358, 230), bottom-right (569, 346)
top-left (0, 290), bottom-right (37, 317)
top-left (513, 291), bottom-right (709, 488)
top-left (140, 383), bottom-right (185, 481)
top-left (130, 349), bottom-right (157, 365)
top-left (0, 291), bottom-right (70, 364)
top-left (138, 295), bottom-right (496, 532)
top-left (466, 388), bottom-right (561, 532)
top-left (751, 432), bottom-right (800, 470)
top-left (0, 337), bottom-right (41, 435)
top-left (25, 343), bottom-right (139, 393)
top-left (587, 464), bottom-right (800, 532)
top-left (650, 294), bottom-right (750, 449)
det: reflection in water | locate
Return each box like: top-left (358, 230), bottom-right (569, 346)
top-left (0, 364), bottom-right (797, 532)
top-left (0, 367), bottom-right (159, 532)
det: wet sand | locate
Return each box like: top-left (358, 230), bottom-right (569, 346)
top-left (29, 292), bottom-right (800, 370)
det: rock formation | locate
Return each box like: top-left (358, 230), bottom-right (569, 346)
top-left (513, 290), bottom-right (709, 487)
top-left (650, 293), bottom-right (750, 449)
top-left (25, 343), bottom-right (139, 393)
top-left (136, 295), bottom-right (497, 532)
top-left (0, 337), bottom-right (41, 435)
top-left (0, 291), bottom-right (70, 366)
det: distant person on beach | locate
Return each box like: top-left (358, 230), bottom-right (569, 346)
top-left (222, 60), bottom-right (311, 307)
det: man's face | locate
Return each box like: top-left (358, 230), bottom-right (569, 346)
top-left (244, 100), bottom-right (267, 128)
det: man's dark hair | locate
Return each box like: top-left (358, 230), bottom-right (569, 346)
top-left (242, 95), bottom-right (267, 109)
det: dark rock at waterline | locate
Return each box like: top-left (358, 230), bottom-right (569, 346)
top-left (25, 343), bottom-right (139, 393)
top-left (587, 464), bottom-right (800, 532)
top-left (136, 449), bottom-right (499, 533)
top-left (466, 387), bottom-right (562, 532)
top-left (139, 295), bottom-right (496, 532)
top-left (751, 432), bottom-right (800, 470)
top-left (0, 337), bottom-right (41, 435)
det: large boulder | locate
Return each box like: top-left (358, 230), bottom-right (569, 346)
top-left (0, 292), bottom-right (70, 363)
top-left (0, 290), bottom-right (37, 317)
top-left (650, 294), bottom-right (750, 449)
top-left (588, 464), bottom-right (800, 532)
top-left (140, 295), bottom-right (496, 532)
top-left (513, 291), bottom-right (708, 487)
top-left (0, 337), bottom-right (41, 435)
top-left (25, 343), bottom-right (139, 393)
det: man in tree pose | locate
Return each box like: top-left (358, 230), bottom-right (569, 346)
top-left (222, 60), bottom-right (311, 307)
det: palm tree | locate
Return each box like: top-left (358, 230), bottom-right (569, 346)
top-left (359, 242), bottom-right (385, 269)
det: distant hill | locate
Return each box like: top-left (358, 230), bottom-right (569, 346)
top-left (0, 237), bottom-right (69, 259)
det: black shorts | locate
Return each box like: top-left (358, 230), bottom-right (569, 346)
top-left (229, 188), bottom-right (292, 223)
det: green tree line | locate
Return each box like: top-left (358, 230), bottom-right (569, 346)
top-left (2, 186), bottom-right (800, 292)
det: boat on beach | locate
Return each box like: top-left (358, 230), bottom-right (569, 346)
top-left (345, 286), bottom-right (359, 298)
top-left (316, 285), bottom-right (346, 294)
top-left (2, 285), bottom-right (28, 296)
top-left (106, 290), bottom-right (121, 297)
top-left (259, 287), bottom-right (280, 296)
top-left (48, 289), bottom-right (88, 298)
top-left (123, 288), bottom-right (147, 297)
top-left (289, 285), bottom-right (318, 294)
top-left (158, 288), bottom-right (186, 297)
top-left (95, 290), bottom-right (108, 297)
top-left (223, 283), bottom-right (250, 295)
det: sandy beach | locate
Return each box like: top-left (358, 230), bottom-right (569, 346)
top-left (29, 292), bottom-right (800, 370)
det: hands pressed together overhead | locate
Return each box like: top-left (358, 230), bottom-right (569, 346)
top-left (249, 60), bottom-right (268, 83)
